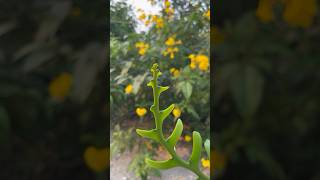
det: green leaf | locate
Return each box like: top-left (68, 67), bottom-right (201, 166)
top-left (158, 86), bottom-right (169, 94)
top-left (189, 131), bottom-right (202, 168)
top-left (136, 129), bottom-right (160, 142)
top-left (186, 105), bottom-right (200, 120)
top-left (147, 80), bottom-right (154, 87)
top-left (146, 158), bottom-right (178, 169)
top-left (181, 82), bottom-right (193, 99)
top-left (166, 119), bottom-right (183, 149)
top-left (159, 104), bottom-right (175, 123)
top-left (204, 139), bottom-right (210, 159)
top-left (228, 64), bottom-right (264, 119)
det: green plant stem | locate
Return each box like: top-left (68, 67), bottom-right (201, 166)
top-left (150, 66), bottom-right (209, 180)
top-left (159, 137), bottom-right (209, 180)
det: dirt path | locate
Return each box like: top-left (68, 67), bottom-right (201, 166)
top-left (110, 148), bottom-right (209, 180)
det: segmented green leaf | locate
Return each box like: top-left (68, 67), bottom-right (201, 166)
top-left (158, 86), bottom-right (169, 94)
top-left (146, 158), bottom-right (178, 169)
top-left (204, 139), bottom-right (210, 159)
top-left (136, 129), bottom-right (160, 142)
top-left (147, 80), bottom-right (154, 87)
top-left (159, 104), bottom-right (175, 122)
top-left (166, 119), bottom-right (183, 149)
top-left (189, 131), bottom-right (202, 168)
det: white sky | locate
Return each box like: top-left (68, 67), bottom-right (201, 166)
top-left (114, 0), bottom-right (162, 33)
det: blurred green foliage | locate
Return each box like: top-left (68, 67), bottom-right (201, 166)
top-left (0, 0), bottom-right (107, 179)
top-left (213, 0), bottom-right (320, 179)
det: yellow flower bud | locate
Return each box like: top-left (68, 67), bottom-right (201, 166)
top-left (48, 72), bottom-right (72, 101)
top-left (83, 146), bottom-right (108, 172)
top-left (256, 0), bottom-right (276, 23)
top-left (136, 107), bottom-right (147, 117)
top-left (204, 10), bottom-right (210, 20)
top-left (201, 158), bottom-right (210, 168)
top-left (172, 107), bottom-right (181, 118)
top-left (184, 135), bottom-right (192, 142)
top-left (125, 84), bottom-right (133, 94)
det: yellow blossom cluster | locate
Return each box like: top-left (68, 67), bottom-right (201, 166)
top-left (146, 15), bottom-right (164, 29)
top-left (48, 72), bottom-right (72, 102)
top-left (256, 0), bottom-right (318, 28)
top-left (188, 54), bottom-right (209, 71)
top-left (153, 15), bottom-right (164, 29)
top-left (256, 0), bottom-right (276, 23)
top-left (135, 42), bottom-right (149, 56)
top-left (204, 9), bottom-right (210, 20)
top-left (164, 0), bottom-right (174, 18)
top-left (137, 9), bottom-right (147, 22)
top-left (137, 8), bottom-right (164, 29)
top-left (163, 36), bottom-right (182, 59)
top-left (170, 68), bottom-right (180, 77)
top-left (283, 0), bottom-right (318, 28)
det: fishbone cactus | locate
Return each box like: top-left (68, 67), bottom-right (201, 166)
top-left (136, 63), bottom-right (210, 180)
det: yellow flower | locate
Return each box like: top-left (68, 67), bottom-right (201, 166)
top-left (165, 0), bottom-right (171, 8)
top-left (204, 10), bottom-right (210, 20)
top-left (199, 61), bottom-right (209, 71)
top-left (170, 68), bottom-right (180, 77)
top-left (145, 19), bottom-right (151, 26)
top-left (196, 54), bottom-right (209, 71)
top-left (165, 7), bottom-right (174, 15)
top-left (156, 17), bottom-right (164, 29)
top-left (71, 7), bottom-right (81, 17)
top-left (138, 12), bottom-right (146, 21)
top-left (165, 37), bottom-right (181, 46)
top-left (125, 84), bottom-right (133, 94)
top-left (135, 42), bottom-right (149, 56)
top-left (151, 15), bottom-right (158, 22)
top-left (195, 54), bottom-right (208, 63)
top-left (188, 54), bottom-right (196, 62)
top-left (84, 146), bottom-right (108, 172)
top-left (190, 62), bottom-right (197, 69)
top-left (188, 54), bottom-right (197, 69)
top-left (172, 107), bottom-right (181, 118)
top-left (136, 107), bottom-right (147, 117)
top-left (256, 0), bottom-right (276, 23)
top-left (165, 37), bottom-right (175, 46)
top-left (164, 0), bottom-right (174, 17)
top-left (163, 47), bottom-right (179, 59)
top-left (170, 68), bottom-right (176, 73)
top-left (184, 135), bottom-right (192, 142)
top-left (283, 0), bottom-right (317, 28)
top-left (188, 54), bottom-right (209, 71)
top-left (201, 158), bottom-right (210, 168)
top-left (49, 72), bottom-right (72, 101)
